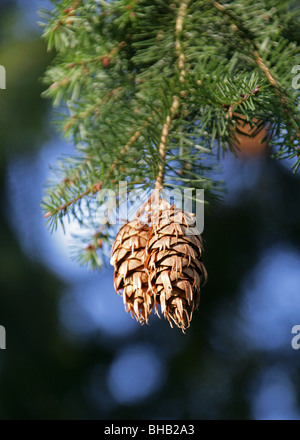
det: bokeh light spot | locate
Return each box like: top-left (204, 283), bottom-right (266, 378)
top-left (108, 345), bottom-right (165, 404)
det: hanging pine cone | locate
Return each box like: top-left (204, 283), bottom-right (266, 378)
top-left (110, 198), bottom-right (207, 332)
top-left (145, 200), bottom-right (207, 332)
top-left (110, 218), bottom-right (152, 324)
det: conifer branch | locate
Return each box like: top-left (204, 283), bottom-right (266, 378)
top-left (155, 0), bottom-right (189, 192)
top-left (43, 182), bottom-right (102, 218)
top-left (44, 126), bottom-right (144, 219)
top-left (41, 0), bottom-right (300, 267)
top-left (107, 128), bottom-right (143, 179)
top-left (213, 0), bottom-right (300, 144)
top-left (65, 40), bottom-right (127, 70)
top-left (212, 1), bottom-right (280, 90)
top-left (223, 85), bottom-right (261, 119)
top-left (252, 51), bottom-right (280, 90)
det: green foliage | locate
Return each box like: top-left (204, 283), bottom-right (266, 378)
top-left (41, 0), bottom-right (300, 268)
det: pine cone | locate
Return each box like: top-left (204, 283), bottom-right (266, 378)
top-left (146, 201), bottom-right (207, 332)
top-left (110, 218), bottom-right (152, 324)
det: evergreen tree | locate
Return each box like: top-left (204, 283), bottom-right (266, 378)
top-left (40, 0), bottom-right (300, 328)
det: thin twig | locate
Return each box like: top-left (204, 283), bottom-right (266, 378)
top-left (106, 128), bottom-right (142, 179)
top-left (223, 85), bottom-right (261, 119)
top-left (44, 182), bottom-right (101, 218)
top-left (155, 96), bottom-right (180, 192)
top-left (154, 0), bottom-right (190, 193)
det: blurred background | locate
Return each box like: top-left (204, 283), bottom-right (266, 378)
top-left (0, 0), bottom-right (300, 420)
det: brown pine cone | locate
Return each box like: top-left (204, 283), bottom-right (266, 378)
top-left (146, 201), bottom-right (207, 332)
top-left (110, 218), bottom-right (152, 324)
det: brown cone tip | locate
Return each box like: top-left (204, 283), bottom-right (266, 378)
top-left (110, 199), bottom-right (207, 332)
